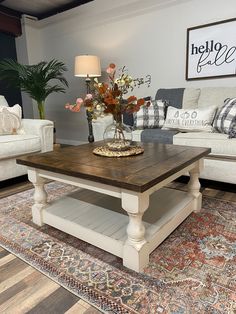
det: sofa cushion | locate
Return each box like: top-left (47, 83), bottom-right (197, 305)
top-left (182, 88), bottom-right (201, 109)
top-left (155, 88), bottom-right (184, 108)
top-left (131, 130), bottom-right (142, 141)
top-left (198, 87), bottom-right (236, 109)
top-left (173, 132), bottom-right (236, 156)
top-left (0, 134), bottom-right (41, 160)
top-left (141, 129), bottom-right (179, 144)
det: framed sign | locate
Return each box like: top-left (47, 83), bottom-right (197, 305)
top-left (186, 18), bottom-right (236, 80)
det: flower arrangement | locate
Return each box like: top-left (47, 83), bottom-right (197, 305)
top-left (65, 63), bottom-right (151, 153)
top-left (65, 63), bottom-right (151, 121)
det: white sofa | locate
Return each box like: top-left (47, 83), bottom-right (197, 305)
top-left (0, 96), bottom-right (54, 182)
top-left (92, 87), bottom-right (236, 185)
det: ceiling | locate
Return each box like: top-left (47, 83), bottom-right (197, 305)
top-left (0, 0), bottom-right (94, 20)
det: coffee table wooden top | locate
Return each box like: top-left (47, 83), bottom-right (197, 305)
top-left (17, 142), bottom-right (210, 192)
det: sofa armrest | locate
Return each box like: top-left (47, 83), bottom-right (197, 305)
top-left (22, 119), bottom-right (54, 152)
top-left (92, 115), bottom-right (113, 141)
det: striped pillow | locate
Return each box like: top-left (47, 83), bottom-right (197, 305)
top-left (133, 100), bottom-right (167, 129)
top-left (214, 98), bottom-right (236, 138)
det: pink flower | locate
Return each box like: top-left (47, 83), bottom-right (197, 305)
top-left (106, 67), bottom-right (114, 74)
top-left (106, 64), bottom-right (116, 75)
top-left (109, 63), bottom-right (116, 69)
top-left (76, 98), bottom-right (84, 105)
top-left (85, 94), bottom-right (93, 100)
top-left (65, 103), bottom-right (71, 109)
top-left (71, 103), bottom-right (81, 112)
top-left (65, 102), bottom-right (81, 112)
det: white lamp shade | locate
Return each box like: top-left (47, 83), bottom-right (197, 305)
top-left (74, 55), bottom-right (101, 77)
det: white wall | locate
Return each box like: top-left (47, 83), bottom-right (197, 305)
top-left (18, 0), bottom-right (236, 143)
top-left (16, 16), bottom-right (44, 118)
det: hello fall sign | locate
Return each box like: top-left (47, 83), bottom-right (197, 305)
top-left (186, 18), bottom-right (236, 80)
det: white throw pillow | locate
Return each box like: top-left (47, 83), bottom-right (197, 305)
top-left (163, 106), bottom-right (216, 132)
top-left (0, 95), bottom-right (9, 107)
top-left (0, 104), bottom-right (23, 135)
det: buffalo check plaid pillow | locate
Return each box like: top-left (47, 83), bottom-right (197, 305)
top-left (214, 98), bottom-right (236, 138)
top-left (133, 100), bottom-right (167, 129)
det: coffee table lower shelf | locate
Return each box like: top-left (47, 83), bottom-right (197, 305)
top-left (42, 187), bottom-right (194, 265)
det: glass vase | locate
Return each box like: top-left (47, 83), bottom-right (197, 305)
top-left (103, 117), bottom-right (132, 152)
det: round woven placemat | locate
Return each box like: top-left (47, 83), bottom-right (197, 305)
top-left (93, 145), bottom-right (144, 157)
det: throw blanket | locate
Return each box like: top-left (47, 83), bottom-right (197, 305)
top-left (155, 88), bottom-right (185, 108)
top-left (141, 129), bottom-right (179, 144)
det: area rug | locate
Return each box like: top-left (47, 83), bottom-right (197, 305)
top-left (0, 182), bottom-right (235, 314)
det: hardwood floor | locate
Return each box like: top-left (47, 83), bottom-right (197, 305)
top-left (0, 248), bottom-right (101, 313)
top-left (0, 176), bottom-right (33, 199)
top-left (0, 177), bottom-right (235, 313)
top-left (0, 177), bottom-right (102, 313)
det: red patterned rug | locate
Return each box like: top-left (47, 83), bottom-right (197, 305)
top-left (0, 182), bottom-right (235, 313)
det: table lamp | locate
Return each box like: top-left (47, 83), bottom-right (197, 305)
top-left (74, 55), bottom-right (101, 143)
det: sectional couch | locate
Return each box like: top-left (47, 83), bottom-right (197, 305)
top-left (0, 96), bottom-right (54, 182)
top-left (92, 87), bottom-right (236, 184)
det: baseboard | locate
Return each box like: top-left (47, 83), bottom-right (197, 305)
top-left (56, 139), bottom-right (87, 146)
top-left (0, 175), bottom-right (28, 189)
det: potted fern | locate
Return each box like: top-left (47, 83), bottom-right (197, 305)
top-left (0, 59), bottom-right (68, 119)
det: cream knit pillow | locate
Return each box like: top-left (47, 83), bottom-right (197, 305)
top-left (0, 104), bottom-right (23, 135)
top-left (0, 95), bottom-right (9, 107)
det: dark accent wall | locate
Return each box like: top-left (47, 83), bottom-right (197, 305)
top-left (0, 32), bottom-right (22, 109)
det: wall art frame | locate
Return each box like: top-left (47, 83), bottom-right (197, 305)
top-left (186, 18), bottom-right (236, 80)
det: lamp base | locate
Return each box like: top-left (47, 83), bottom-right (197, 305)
top-left (88, 134), bottom-right (94, 143)
top-left (86, 109), bottom-right (94, 143)
top-left (84, 77), bottom-right (94, 143)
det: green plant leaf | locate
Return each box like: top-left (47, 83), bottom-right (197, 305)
top-left (0, 58), bottom-right (68, 116)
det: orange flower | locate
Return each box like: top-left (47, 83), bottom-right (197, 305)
top-left (83, 98), bottom-right (93, 107)
top-left (104, 94), bottom-right (118, 105)
top-left (137, 98), bottom-right (145, 106)
top-left (98, 83), bottom-right (108, 94)
top-left (133, 104), bottom-right (141, 112)
top-left (127, 96), bottom-right (137, 103)
top-left (112, 83), bottom-right (121, 97)
top-left (104, 107), bottom-right (115, 114)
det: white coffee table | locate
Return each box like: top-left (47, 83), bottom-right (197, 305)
top-left (17, 142), bottom-right (210, 272)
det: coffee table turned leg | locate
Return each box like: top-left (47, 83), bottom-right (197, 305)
top-left (121, 191), bottom-right (150, 272)
top-left (28, 169), bottom-right (47, 226)
top-left (188, 160), bottom-right (203, 212)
